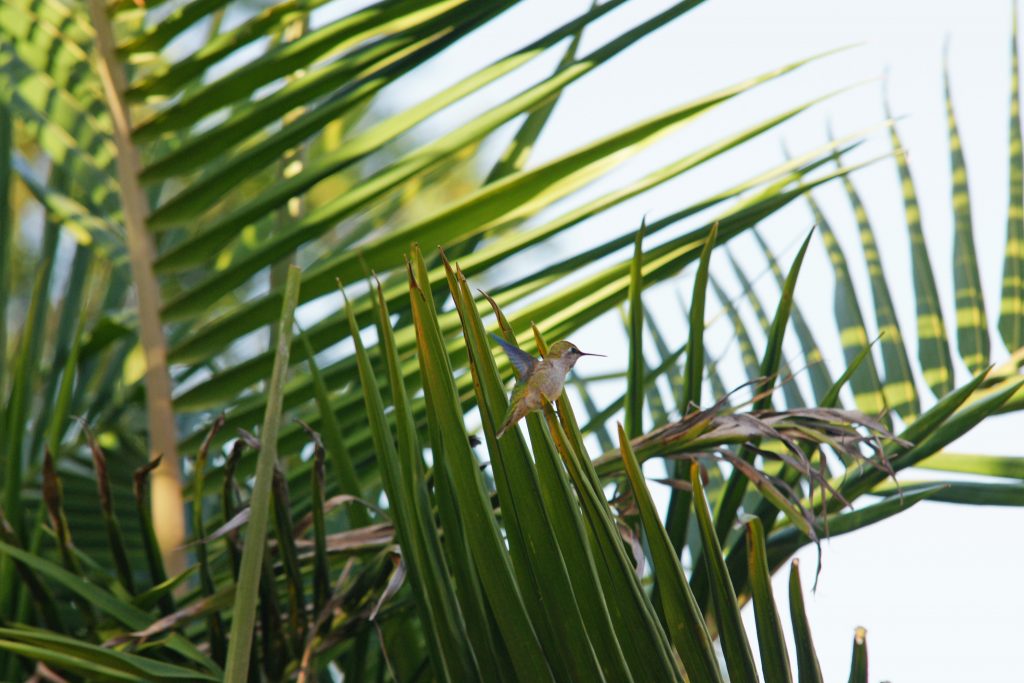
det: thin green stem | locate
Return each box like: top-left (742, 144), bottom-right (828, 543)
top-left (224, 266), bottom-right (302, 682)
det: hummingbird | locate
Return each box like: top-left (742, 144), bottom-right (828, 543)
top-left (490, 334), bottom-right (604, 438)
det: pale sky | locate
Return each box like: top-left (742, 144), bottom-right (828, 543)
top-left (365, 1), bottom-right (1024, 679)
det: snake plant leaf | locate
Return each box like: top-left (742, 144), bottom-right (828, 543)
top-left (1001, 2), bottom-right (1024, 353)
top-left (883, 90), bottom-right (955, 397)
top-left (832, 146), bottom-right (919, 420)
top-left (945, 47), bottom-right (991, 374)
top-left (804, 193), bottom-right (886, 415)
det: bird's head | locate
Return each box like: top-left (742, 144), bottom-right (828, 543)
top-left (545, 340), bottom-right (605, 368)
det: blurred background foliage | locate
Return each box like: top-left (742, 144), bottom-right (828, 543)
top-left (1, 0), bottom-right (1024, 680)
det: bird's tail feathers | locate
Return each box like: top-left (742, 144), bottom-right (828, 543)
top-left (496, 402), bottom-right (525, 438)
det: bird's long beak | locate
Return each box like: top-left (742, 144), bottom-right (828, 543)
top-left (579, 351), bottom-right (606, 357)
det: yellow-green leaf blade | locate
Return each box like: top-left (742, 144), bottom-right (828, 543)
top-left (945, 52), bottom-right (991, 374)
top-left (806, 195), bottom-right (886, 415)
top-left (885, 96), bottom-right (955, 397)
top-left (834, 155), bottom-right (919, 420)
top-left (1001, 4), bottom-right (1024, 353)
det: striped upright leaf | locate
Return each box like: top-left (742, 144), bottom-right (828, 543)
top-left (833, 152), bottom-right (919, 420)
top-left (805, 195), bottom-right (886, 416)
top-left (1001, 3), bottom-right (1024, 353)
top-left (884, 93), bottom-right (955, 397)
top-left (945, 49), bottom-right (991, 374)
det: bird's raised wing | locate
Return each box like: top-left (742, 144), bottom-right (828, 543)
top-left (490, 333), bottom-right (539, 380)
